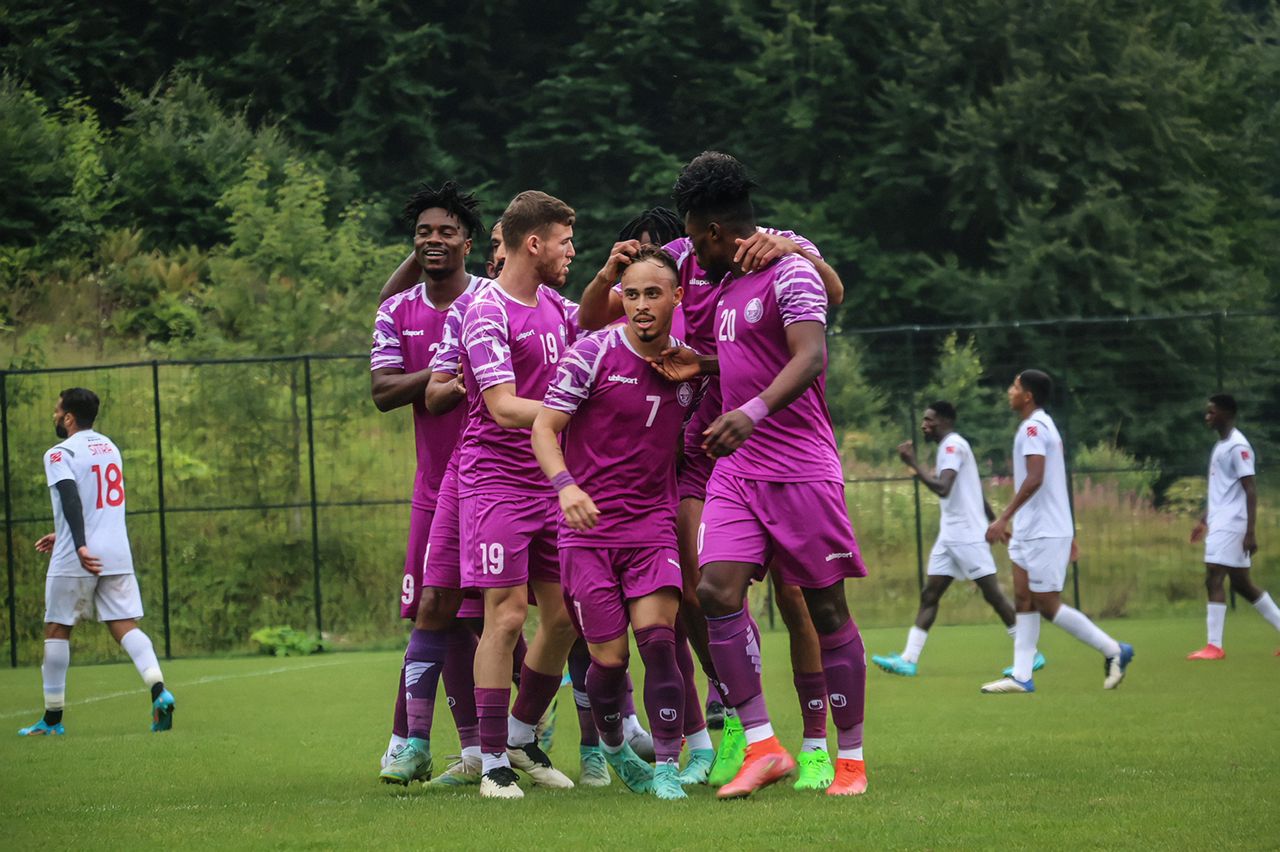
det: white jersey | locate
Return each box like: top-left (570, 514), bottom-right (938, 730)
top-left (935, 432), bottom-right (987, 544)
top-left (1207, 428), bottom-right (1255, 533)
top-left (1011, 409), bottom-right (1074, 540)
top-left (43, 430), bottom-right (134, 577)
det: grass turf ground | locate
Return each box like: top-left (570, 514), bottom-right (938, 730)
top-left (2, 615), bottom-right (1277, 850)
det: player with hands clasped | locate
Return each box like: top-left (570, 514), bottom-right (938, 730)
top-left (980, 370), bottom-right (1133, 694)
top-left (19, 388), bottom-right (174, 737)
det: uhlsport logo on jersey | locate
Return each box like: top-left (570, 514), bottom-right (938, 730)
top-left (403, 329), bottom-right (425, 337)
top-left (659, 708), bottom-right (677, 722)
top-left (826, 551), bottom-right (854, 562)
top-left (677, 382), bottom-right (694, 407)
top-left (607, 374), bottom-right (638, 385)
top-left (744, 297), bottom-right (764, 323)
top-left (830, 693), bottom-right (847, 708)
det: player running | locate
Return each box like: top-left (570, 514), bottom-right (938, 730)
top-left (1186, 394), bottom-right (1280, 659)
top-left (873, 402), bottom-right (1040, 676)
top-left (20, 388), bottom-right (175, 736)
top-left (652, 151), bottom-right (870, 799)
top-left (980, 370), bottom-right (1135, 694)
top-left (533, 245), bottom-right (699, 800)
top-left (459, 190), bottom-right (582, 799)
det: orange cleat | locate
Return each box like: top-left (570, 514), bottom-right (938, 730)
top-left (715, 736), bottom-right (797, 799)
top-left (826, 758), bottom-right (868, 796)
top-left (1186, 644), bottom-right (1225, 660)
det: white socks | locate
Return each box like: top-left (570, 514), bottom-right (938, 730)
top-left (42, 639), bottom-right (70, 710)
top-left (1207, 602), bottom-right (1227, 647)
top-left (1012, 613), bottom-right (1040, 682)
top-left (743, 722), bottom-right (775, 744)
top-left (687, 727), bottom-right (713, 752)
top-left (120, 629), bottom-right (164, 687)
top-left (801, 737), bottom-right (827, 753)
top-left (622, 714), bottom-right (645, 738)
top-left (507, 714), bottom-right (537, 747)
top-left (1253, 592), bottom-right (1280, 631)
top-left (902, 627), bottom-right (928, 664)
top-left (837, 747), bottom-right (864, 761)
top-left (482, 751), bottom-right (510, 772)
top-left (1052, 605), bottom-right (1122, 658)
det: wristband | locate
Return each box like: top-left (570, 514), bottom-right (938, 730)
top-left (551, 471), bottom-right (577, 492)
top-left (737, 396), bottom-right (769, 425)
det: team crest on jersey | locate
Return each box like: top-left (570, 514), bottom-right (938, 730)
top-left (677, 382), bottom-right (694, 407)
top-left (744, 297), bottom-right (764, 323)
top-left (1026, 425), bottom-right (1038, 437)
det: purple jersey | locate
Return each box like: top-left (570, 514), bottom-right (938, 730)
top-left (543, 326), bottom-right (700, 547)
top-left (458, 283), bottom-right (578, 496)
top-left (370, 278), bottom-right (483, 510)
top-left (713, 254), bottom-right (842, 483)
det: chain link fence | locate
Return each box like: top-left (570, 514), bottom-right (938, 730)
top-left (3, 311), bottom-right (1276, 665)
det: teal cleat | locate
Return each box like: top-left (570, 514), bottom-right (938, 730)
top-left (151, 690), bottom-right (175, 732)
top-left (871, 653), bottom-right (918, 677)
top-left (652, 760), bottom-right (687, 800)
top-left (536, 697), bottom-right (558, 752)
top-left (677, 747), bottom-right (715, 785)
top-left (707, 715), bottom-right (746, 786)
top-left (379, 737), bottom-right (432, 785)
top-left (431, 754), bottom-right (482, 787)
top-left (1002, 652), bottom-right (1047, 678)
top-left (578, 745), bottom-right (611, 787)
top-left (602, 741), bottom-right (654, 794)
top-left (18, 719), bottom-right (65, 737)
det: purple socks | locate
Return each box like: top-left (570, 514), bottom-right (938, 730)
top-left (391, 665), bottom-right (408, 739)
top-left (674, 620), bottom-right (706, 735)
top-left (819, 618), bottom-right (866, 750)
top-left (511, 664), bottom-right (562, 727)
top-left (475, 686), bottom-right (510, 756)
top-left (794, 670), bottom-right (828, 739)
top-left (404, 628), bottom-right (450, 741)
top-left (706, 606), bottom-right (769, 730)
top-left (568, 639), bottom-right (599, 746)
top-left (635, 625), bottom-right (684, 763)
top-left (442, 625), bottom-right (479, 748)
top-left (585, 659), bottom-right (628, 748)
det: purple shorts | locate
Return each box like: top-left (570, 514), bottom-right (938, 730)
top-left (400, 505), bottom-right (434, 619)
top-left (562, 546), bottom-right (682, 643)
top-left (460, 492), bottom-right (560, 589)
top-left (422, 467), bottom-right (483, 618)
top-left (677, 379), bottom-right (722, 502)
top-left (698, 473), bottom-right (868, 589)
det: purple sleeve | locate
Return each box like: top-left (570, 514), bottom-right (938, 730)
top-left (463, 297), bottom-right (515, 391)
top-left (662, 237), bottom-right (693, 264)
top-left (542, 334), bottom-right (605, 415)
top-left (773, 257), bottom-right (828, 327)
top-left (430, 294), bottom-right (471, 374)
top-left (370, 298), bottom-right (403, 371)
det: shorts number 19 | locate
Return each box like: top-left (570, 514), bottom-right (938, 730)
top-left (479, 542), bottom-right (505, 575)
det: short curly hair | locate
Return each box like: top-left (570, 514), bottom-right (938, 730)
top-left (672, 151), bottom-right (756, 225)
top-left (401, 180), bottom-right (484, 238)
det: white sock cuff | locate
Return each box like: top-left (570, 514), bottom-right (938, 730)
top-left (743, 722), bottom-right (775, 745)
top-left (1207, 602), bottom-right (1228, 612)
top-left (837, 746), bottom-right (864, 761)
top-left (686, 728), bottom-right (713, 752)
top-left (45, 638), bottom-right (69, 648)
top-left (43, 691), bottom-right (66, 709)
top-left (800, 737), bottom-right (828, 753)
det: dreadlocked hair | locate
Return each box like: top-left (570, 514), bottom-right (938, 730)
top-left (616, 206), bottom-right (684, 246)
top-left (401, 180), bottom-right (484, 237)
top-left (671, 151), bottom-right (757, 224)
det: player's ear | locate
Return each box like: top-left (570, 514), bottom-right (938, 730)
top-left (673, 285), bottom-right (684, 306)
top-left (463, 237), bottom-right (473, 256)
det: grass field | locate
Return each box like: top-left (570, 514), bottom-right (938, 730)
top-left (3, 616), bottom-right (1278, 850)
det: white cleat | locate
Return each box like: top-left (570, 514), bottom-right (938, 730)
top-left (479, 766), bottom-right (524, 799)
top-left (431, 754), bottom-right (483, 787)
top-left (980, 676), bottom-right (1035, 694)
top-left (507, 741), bottom-right (575, 788)
top-left (380, 742), bottom-right (405, 771)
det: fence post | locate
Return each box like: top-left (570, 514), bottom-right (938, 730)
top-left (2, 372), bottom-right (16, 668)
top-left (906, 329), bottom-right (925, 592)
top-left (151, 362), bottom-right (172, 659)
top-left (304, 357), bottom-right (323, 639)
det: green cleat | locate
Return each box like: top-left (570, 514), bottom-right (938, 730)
top-left (602, 741), bottom-right (654, 794)
top-left (379, 737), bottom-right (432, 785)
top-left (536, 697), bottom-right (558, 753)
top-left (652, 760), bottom-right (688, 800)
top-left (707, 715), bottom-right (746, 787)
top-left (579, 745), bottom-right (611, 787)
top-left (151, 689), bottom-right (175, 732)
top-left (793, 749), bottom-right (835, 790)
top-left (430, 753), bottom-right (481, 786)
top-left (677, 747), bottom-right (715, 785)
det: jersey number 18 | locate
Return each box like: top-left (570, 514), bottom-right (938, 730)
top-left (92, 463), bottom-right (125, 508)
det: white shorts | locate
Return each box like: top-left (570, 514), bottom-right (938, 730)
top-left (1008, 537), bottom-right (1072, 593)
top-left (927, 540), bottom-right (997, 581)
top-left (44, 574), bottom-right (144, 626)
top-left (1205, 529), bottom-right (1251, 569)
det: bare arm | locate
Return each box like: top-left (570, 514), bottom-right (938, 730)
top-left (481, 382), bottom-right (544, 429)
top-left (424, 371), bottom-right (466, 415)
top-left (733, 234), bottom-right (845, 306)
top-left (378, 251), bottom-right (422, 302)
top-left (1242, 475), bottom-right (1258, 554)
top-left (370, 367), bottom-right (432, 412)
top-left (577, 240), bottom-right (640, 331)
top-left (896, 441), bottom-right (956, 497)
top-left (986, 454), bottom-right (1045, 543)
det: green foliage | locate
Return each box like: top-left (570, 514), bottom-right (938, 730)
top-left (1073, 441), bottom-right (1161, 504)
top-left (249, 625), bottom-right (322, 657)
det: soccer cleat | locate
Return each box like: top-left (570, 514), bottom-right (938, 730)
top-left (626, 725), bottom-right (656, 763)
top-left (793, 749), bottom-right (835, 791)
top-left (535, 698), bottom-right (558, 752)
top-left (652, 760), bottom-right (688, 800)
top-left (826, 758), bottom-right (868, 796)
top-left (379, 737), bottom-right (432, 785)
top-left (479, 766), bottom-right (524, 799)
top-left (980, 676), bottom-right (1035, 694)
top-left (1002, 652), bottom-right (1047, 677)
top-left (578, 745), bottom-right (611, 787)
top-left (677, 747), bottom-right (715, 786)
top-left (150, 689), bottom-right (175, 732)
top-left (602, 742), bottom-right (655, 794)
top-left (507, 741), bottom-right (574, 788)
top-left (380, 742), bottom-right (406, 771)
top-left (706, 700), bottom-right (726, 730)
top-left (715, 737), bottom-right (797, 799)
top-left (871, 653), bottom-right (917, 677)
top-left (1187, 644), bottom-right (1225, 661)
top-left (707, 715), bottom-right (746, 786)
top-left (1103, 643), bottom-right (1135, 689)
top-left (431, 754), bottom-right (482, 786)
top-left (18, 719), bottom-right (65, 737)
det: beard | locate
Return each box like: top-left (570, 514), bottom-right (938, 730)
top-left (535, 256), bottom-right (568, 287)
top-left (55, 423), bottom-right (68, 439)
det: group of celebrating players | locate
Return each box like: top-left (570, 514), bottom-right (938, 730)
top-left (20, 150), bottom-right (1280, 803)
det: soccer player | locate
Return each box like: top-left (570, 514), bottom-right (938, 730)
top-left (653, 151), bottom-right (870, 799)
top-left (578, 203), bottom-right (847, 792)
top-left (532, 245), bottom-right (697, 800)
top-left (1186, 393), bottom-right (1280, 658)
top-left (370, 182), bottom-right (487, 781)
top-left (459, 190), bottom-right (582, 798)
top-left (980, 370), bottom-right (1135, 694)
top-left (20, 388), bottom-right (175, 736)
top-left (873, 402), bottom-right (1039, 676)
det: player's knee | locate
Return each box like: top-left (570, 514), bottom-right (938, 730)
top-left (919, 588), bottom-right (941, 609)
top-left (696, 579), bottom-right (738, 618)
top-left (419, 587), bottom-right (459, 623)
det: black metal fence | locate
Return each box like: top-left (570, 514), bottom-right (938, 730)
top-left (3, 310), bottom-right (1277, 666)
